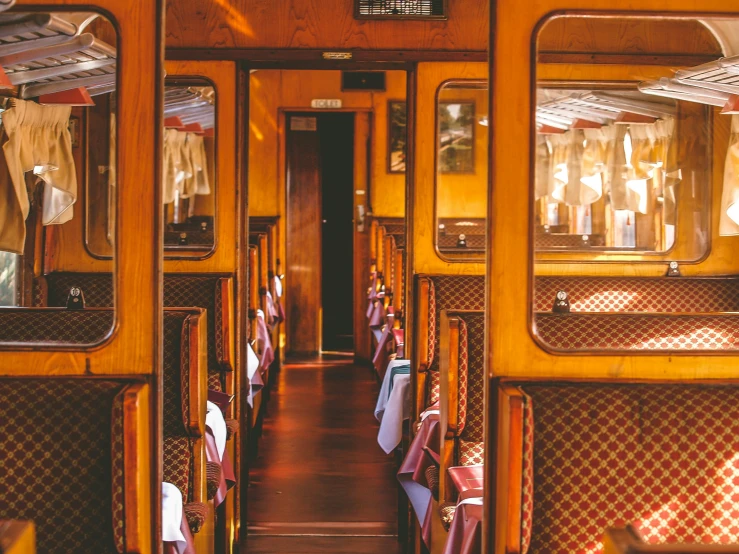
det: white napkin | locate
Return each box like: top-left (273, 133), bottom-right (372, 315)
top-left (206, 401), bottom-right (227, 460)
top-left (162, 482), bottom-right (187, 549)
top-left (274, 275), bottom-right (283, 298)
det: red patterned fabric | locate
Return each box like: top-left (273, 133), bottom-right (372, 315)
top-left (534, 276), bottom-right (739, 313)
top-left (535, 313), bottom-right (739, 351)
top-left (534, 233), bottom-right (605, 248)
top-left (183, 502), bottom-right (208, 534)
top-left (457, 318), bottom-right (469, 436)
top-left (438, 234), bottom-right (486, 250)
top-left (521, 384), bottom-right (739, 554)
top-left (0, 310), bottom-right (113, 344)
top-left (0, 379), bottom-right (125, 554)
top-left (457, 312), bottom-right (485, 466)
top-left (40, 272), bottom-right (233, 391)
top-left (111, 390), bottom-right (125, 554)
top-left (421, 275), bottom-right (486, 409)
top-left (163, 436), bottom-right (193, 502)
top-left (520, 393), bottom-right (534, 554)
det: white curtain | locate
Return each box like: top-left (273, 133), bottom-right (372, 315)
top-left (0, 99), bottom-right (76, 254)
top-left (162, 129), bottom-right (211, 205)
top-left (720, 115), bottom-right (739, 235)
top-left (535, 135), bottom-right (552, 200)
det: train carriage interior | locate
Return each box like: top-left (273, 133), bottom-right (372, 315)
top-left (6, 1), bottom-right (739, 554)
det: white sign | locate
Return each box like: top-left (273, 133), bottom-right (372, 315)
top-left (311, 98), bottom-right (343, 109)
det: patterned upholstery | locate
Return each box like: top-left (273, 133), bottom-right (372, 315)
top-left (421, 275), bottom-right (485, 407)
top-left (0, 310), bottom-right (113, 344)
top-left (41, 273), bottom-right (114, 307)
top-left (520, 393), bottom-right (534, 554)
top-left (163, 311), bottom-right (193, 439)
top-left (40, 272), bottom-right (233, 390)
top-left (535, 224), bottom-right (569, 234)
top-left (163, 436), bottom-right (193, 502)
top-left (456, 313), bottom-right (485, 466)
top-left (111, 390), bottom-right (125, 554)
top-left (456, 318), bottom-right (469, 435)
top-left (534, 233), bottom-right (605, 248)
top-left (0, 379), bottom-right (126, 554)
top-left (206, 461), bottom-right (222, 499)
top-left (164, 229), bottom-right (215, 247)
top-left (425, 465), bottom-right (440, 501)
top-left (438, 233), bottom-right (486, 250)
top-left (183, 502), bottom-right (209, 534)
top-left (535, 312), bottom-right (739, 351)
top-left (520, 384), bottom-right (739, 554)
top-left (534, 276), bottom-right (739, 313)
top-left (439, 502), bottom-right (457, 532)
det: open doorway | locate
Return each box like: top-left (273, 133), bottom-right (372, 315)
top-left (285, 112), bottom-right (355, 354)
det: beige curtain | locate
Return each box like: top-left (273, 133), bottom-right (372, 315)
top-left (163, 129), bottom-right (212, 205)
top-left (578, 127), bottom-right (606, 206)
top-left (550, 133), bottom-right (570, 204)
top-left (719, 115), bottom-right (739, 235)
top-left (535, 135), bottom-right (552, 200)
top-left (180, 133), bottom-right (210, 199)
top-left (0, 99), bottom-right (76, 254)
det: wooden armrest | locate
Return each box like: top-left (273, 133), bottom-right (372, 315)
top-left (439, 310), bottom-right (461, 504)
top-left (185, 312), bottom-right (208, 439)
top-left (413, 277), bottom-right (432, 418)
top-left (604, 525), bottom-right (739, 553)
top-left (0, 521), bottom-right (36, 554)
top-left (216, 278), bottom-right (234, 373)
top-left (121, 383), bottom-right (152, 553)
top-left (494, 385), bottom-right (526, 554)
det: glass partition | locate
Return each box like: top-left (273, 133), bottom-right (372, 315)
top-left (435, 80), bottom-right (488, 260)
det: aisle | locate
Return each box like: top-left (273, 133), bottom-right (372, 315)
top-left (246, 356), bottom-right (404, 554)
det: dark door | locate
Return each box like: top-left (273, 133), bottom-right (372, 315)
top-left (319, 113), bottom-right (355, 352)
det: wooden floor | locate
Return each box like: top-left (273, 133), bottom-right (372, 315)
top-left (246, 356), bottom-right (404, 553)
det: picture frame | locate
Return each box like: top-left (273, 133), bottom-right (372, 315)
top-left (438, 101), bottom-right (475, 174)
top-left (387, 100), bottom-right (407, 173)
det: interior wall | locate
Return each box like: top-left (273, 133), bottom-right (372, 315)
top-left (165, 0), bottom-right (488, 51)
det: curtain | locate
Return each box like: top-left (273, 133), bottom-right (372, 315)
top-left (719, 115), bottom-right (739, 235)
top-left (162, 129), bottom-right (211, 205)
top-left (0, 99), bottom-right (76, 254)
top-left (535, 135), bottom-right (552, 201)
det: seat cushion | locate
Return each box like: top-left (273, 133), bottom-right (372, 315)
top-left (163, 436), bottom-right (193, 503)
top-left (457, 313), bottom-right (485, 466)
top-left (521, 384), bottom-right (739, 554)
top-left (0, 379), bottom-right (124, 554)
top-left (183, 502), bottom-right (209, 534)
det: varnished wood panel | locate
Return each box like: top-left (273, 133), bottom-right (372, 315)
top-left (165, 0), bottom-right (488, 52)
top-left (0, 521), bottom-right (35, 554)
top-left (286, 121), bottom-right (322, 354)
top-left (538, 18), bottom-right (721, 57)
top-left (414, 62), bottom-right (487, 275)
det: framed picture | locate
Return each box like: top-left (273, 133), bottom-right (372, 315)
top-left (438, 101), bottom-right (475, 174)
top-left (387, 100), bottom-right (407, 173)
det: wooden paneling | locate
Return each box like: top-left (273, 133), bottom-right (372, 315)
top-left (0, 521), bottom-right (35, 554)
top-left (414, 62), bottom-right (487, 275)
top-left (538, 18), bottom-right (722, 57)
top-left (286, 119), bottom-right (322, 354)
top-left (165, 0), bottom-right (488, 52)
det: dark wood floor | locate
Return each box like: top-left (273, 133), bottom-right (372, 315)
top-left (246, 356), bottom-right (404, 553)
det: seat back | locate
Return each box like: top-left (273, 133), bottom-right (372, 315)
top-left (0, 379), bottom-right (133, 554)
top-left (36, 272), bottom-right (233, 390)
top-left (439, 310), bottom-right (485, 503)
top-left (516, 384), bottom-right (739, 554)
top-left (534, 276), bottom-right (739, 313)
top-left (414, 275), bottom-right (485, 414)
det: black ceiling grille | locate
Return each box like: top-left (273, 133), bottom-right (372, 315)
top-left (355, 0), bottom-right (447, 19)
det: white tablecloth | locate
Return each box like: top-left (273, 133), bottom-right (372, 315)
top-left (162, 482), bottom-right (187, 550)
top-left (205, 401), bottom-right (227, 460)
top-left (246, 342), bottom-right (263, 408)
top-left (375, 359), bottom-right (412, 454)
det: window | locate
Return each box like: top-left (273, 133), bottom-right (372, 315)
top-left (0, 252), bottom-right (18, 307)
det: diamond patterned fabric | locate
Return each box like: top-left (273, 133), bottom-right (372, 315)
top-left (534, 276), bottom-right (739, 313)
top-left (183, 502), bottom-right (208, 534)
top-left (0, 310), bottom-right (113, 344)
top-left (0, 379), bottom-right (124, 554)
top-left (535, 313), bottom-right (739, 351)
top-left (457, 312), bottom-right (485, 466)
top-left (163, 436), bottom-right (193, 502)
top-left (422, 275), bottom-right (485, 408)
top-left (41, 272), bottom-right (233, 390)
top-left (534, 233), bottom-right (605, 248)
top-left (456, 318), bottom-right (469, 436)
top-left (520, 393), bottom-right (534, 554)
top-left (111, 390), bottom-right (125, 554)
top-left (521, 384), bottom-right (739, 554)
top-left (438, 234), bottom-right (486, 249)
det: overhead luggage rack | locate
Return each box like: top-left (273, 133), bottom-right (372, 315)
top-left (0, 12), bottom-right (116, 100)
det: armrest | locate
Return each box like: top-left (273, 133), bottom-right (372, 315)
top-left (186, 311), bottom-right (208, 505)
top-left (413, 277), bottom-right (432, 418)
top-left (216, 277), bottom-right (234, 373)
top-left (439, 310), bottom-right (461, 504)
top-left (121, 383), bottom-right (152, 553)
top-left (604, 525), bottom-right (739, 553)
top-left (493, 385), bottom-right (526, 554)
top-left (0, 521), bottom-right (36, 554)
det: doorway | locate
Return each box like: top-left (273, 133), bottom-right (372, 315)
top-left (286, 112), bottom-right (355, 354)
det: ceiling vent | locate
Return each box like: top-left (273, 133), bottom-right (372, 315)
top-left (355, 0), bottom-right (447, 19)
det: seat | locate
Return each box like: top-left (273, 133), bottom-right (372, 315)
top-left (502, 383), bottom-right (739, 554)
top-left (0, 378), bottom-right (147, 554)
top-left (414, 275), bottom-right (485, 416)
